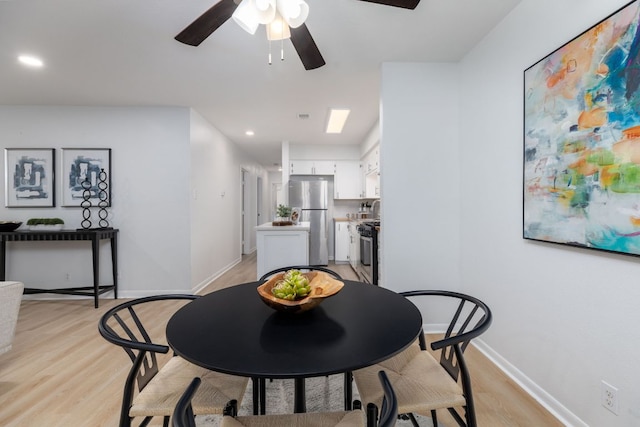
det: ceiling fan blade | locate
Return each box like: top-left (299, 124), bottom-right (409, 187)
top-left (290, 24), bottom-right (325, 70)
top-left (357, 0), bottom-right (420, 9)
top-left (175, 0), bottom-right (239, 46)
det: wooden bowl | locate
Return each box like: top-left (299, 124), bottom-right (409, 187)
top-left (257, 270), bottom-right (344, 314)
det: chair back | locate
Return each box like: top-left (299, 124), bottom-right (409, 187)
top-left (400, 290), bottom-right (492, 381)
top-left (98, 294), bottom-right (199, 424)
top-left (377, 370), bottom-right (398, 427)
top-left (0, 281), bottom-right (24, 355)
top-left (172, 377), bottom-right (201, 427)
top-left (259, 265), bottom-right (343, 281)
top-left (400, 290), bottom-right (491, 427)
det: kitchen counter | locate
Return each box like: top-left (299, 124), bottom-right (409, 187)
top-left (255, 221), bottom-right (310, 231)
top-left (255, 222), bottom-right (310, 279)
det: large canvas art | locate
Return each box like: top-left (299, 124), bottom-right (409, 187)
top-left (524, 0), bottom-right (640, 256)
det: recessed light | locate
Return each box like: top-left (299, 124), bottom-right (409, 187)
top-left (245, 130), bottom-right (255, 136)
top-left (18, 55), bottom-right (44, 68)
top-left (326, 109), bottom-right (350, 134)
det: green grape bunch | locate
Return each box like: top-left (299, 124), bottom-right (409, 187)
top-left (271, 269), bottom-right (311, 300)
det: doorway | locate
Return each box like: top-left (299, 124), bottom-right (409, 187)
top-left (241, 169), bottom-right (251, 255)
top-left (271, 182), bottom-right (284, 220)
top-left (257, 176), bottom-right (263, 226)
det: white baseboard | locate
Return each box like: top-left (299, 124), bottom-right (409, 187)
top-left (21, 257), bottom-right (246, 302)
top-left (192, 257), bottom-right (243, 294)
top-left (421, 324), bottom-right (585, 427)
top-left (473, 338), bottom-right (587, 427)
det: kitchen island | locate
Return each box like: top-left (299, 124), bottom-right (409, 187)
top-left (255, 221), bottom-right (310, 279)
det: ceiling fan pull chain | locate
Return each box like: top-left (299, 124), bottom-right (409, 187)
top-left (268, 39), bottom-right (272, 65)
top-left (281, 38), bottom-right (284, 61)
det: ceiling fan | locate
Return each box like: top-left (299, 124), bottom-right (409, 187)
top-left (175, 0), bottom-right (420, 70)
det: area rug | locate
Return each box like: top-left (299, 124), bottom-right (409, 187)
top-left (197, 374), bottom-right (435, 426)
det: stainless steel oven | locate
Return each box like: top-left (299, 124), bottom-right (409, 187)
top-left (357, 221), bottom-right (379, 285)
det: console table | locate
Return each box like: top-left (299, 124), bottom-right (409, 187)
top-left (0, 229), bottom-right (118, 308)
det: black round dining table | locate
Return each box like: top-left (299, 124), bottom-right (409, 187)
top-left (166, 280), bottom-right (422, 413)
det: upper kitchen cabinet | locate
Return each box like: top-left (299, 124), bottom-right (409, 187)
top-left (365, 173), bottom-right (380, 198)
top-left (290, 160), bottom-right (335, 175)
top-left (364, 146), bottom-right (379, 174)
top-left (362, 145), bottom-right (380, 199)
top-left (334, 160), bottom-right (363, 199)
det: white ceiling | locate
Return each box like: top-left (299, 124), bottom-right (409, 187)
top-left (0, 0), bottom-right (521, 171)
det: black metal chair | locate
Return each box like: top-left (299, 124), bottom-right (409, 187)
top-left (369, 370), bottom-right (398, 427)
top-left (213, 370), bottom-right (396, 427)
top-left (172, 377), bottom-right (201, 427)
top-left (352, 290), bottom-right (492, 427)
top-left (98, 294), bottom-right (249, 427)
top-left (259, 265), bottom-right (343, 281)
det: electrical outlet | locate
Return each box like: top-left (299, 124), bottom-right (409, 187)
top-left (601, 381), bottom-right (619, 415)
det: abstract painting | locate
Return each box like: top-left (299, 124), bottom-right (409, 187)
top-left (4, 148), bottom-right (55, 207)
top-left (61, 148), bottom-right (111, 207)
top-left (523, 0), bottom-right (640, 256)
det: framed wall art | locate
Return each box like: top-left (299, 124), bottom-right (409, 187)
top-left (61, 148), bottom-right (111, 207)
top-left (4, 148), bottom-right (55, 207)
top-left (524, 0), bottom-right (640, 256)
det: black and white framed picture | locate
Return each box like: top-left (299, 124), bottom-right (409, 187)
top-left (4, 148), bottom-right (55, 207)
top-left (61, 148), bottom-right (111, 207)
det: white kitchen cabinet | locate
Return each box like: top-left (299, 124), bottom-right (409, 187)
top-left (256, 222), bottom-right (310, 279)
top-left (361, 144), bottom-right (380, 199)
top-left (290, 160), bottom-right (335, 175)
top-left (364, 146), bottom-right (379, 174)
top-left (334, 220), bottom-right (350, 262)
top-left (348, 221), bottom-right (360, 273)
top-left (334, 160), bottom-right (362, 199)
top-left (365, 172), bottom-right (380, 199)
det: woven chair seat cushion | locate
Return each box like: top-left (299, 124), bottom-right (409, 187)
top-left (130, 356), bottom-right (248, 417)
top-left (353, 342), bottom-right (465, 416)
top-left (221, 410), bottom-right (365, 427)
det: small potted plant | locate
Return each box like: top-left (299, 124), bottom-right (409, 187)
top-left (273, 205), bottom-right (293, 226)
top-left (26, 218), bottom-right (65, 231)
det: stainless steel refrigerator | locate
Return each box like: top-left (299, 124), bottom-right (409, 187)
top-left (289, 177), bottom-right (329, 265)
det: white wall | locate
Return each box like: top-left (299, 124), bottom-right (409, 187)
top-left (189, 110), bottom-right (267, 289)
top-left (380, 63), bottom-right (461, 295)
top-left (381, 2), bottom-right (640, 425)
top-left (459, 1), bottom-right (635, 426)
top-left (0, 105), bottom-right (268, 297)
top-left (0, 106), bottom-right (192, 296)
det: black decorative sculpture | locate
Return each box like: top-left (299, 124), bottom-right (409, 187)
top-left (97, 168), bottom-right (110, 229)
top-left (80, 178), bottom-right (92, 230)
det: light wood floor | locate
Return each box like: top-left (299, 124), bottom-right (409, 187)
top-left (0, 253), bottom-right (563, 426)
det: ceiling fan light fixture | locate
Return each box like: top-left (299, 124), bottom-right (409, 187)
top-left (276, 0), bottom-right (309, 28)
top-left (254, 0), bottom-right (277, 24)
top-left (232, 0), bottom-right (260, 34)
top-left (266, 13), bottom-right (291, 40)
